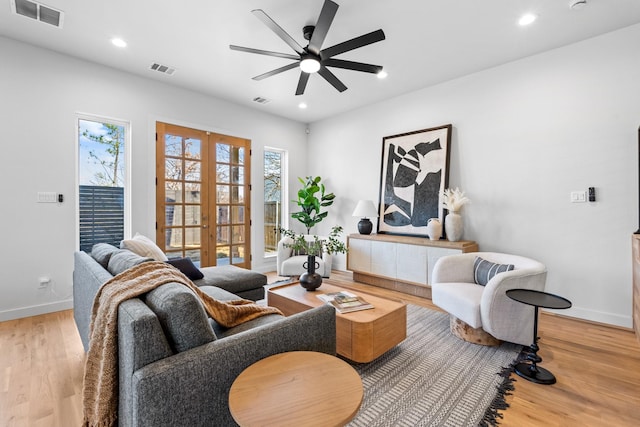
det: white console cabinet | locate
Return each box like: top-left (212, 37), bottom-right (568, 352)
top-left (347, 234), bottom-right (478, 298)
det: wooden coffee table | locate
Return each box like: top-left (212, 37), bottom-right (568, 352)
top-left (229, 351), bottom-right (363, 427)
top-left (267, 282), bottom-right (407, 363)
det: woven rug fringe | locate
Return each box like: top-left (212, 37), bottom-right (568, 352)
top-left (478, 349), bottom-right (527, 426)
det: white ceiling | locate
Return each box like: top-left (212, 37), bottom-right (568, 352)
top-left (2, 0), bottom-right (640, 123)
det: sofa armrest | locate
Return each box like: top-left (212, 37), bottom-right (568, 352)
top-left (126, 305), bottom-right (336, 427)
top-left (73, 251), bottom-right (114, 351)
top-left (276, 236), bottom-right (294, 276)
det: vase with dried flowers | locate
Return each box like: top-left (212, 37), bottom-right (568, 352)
top-left (442, 188), bottom-right (470, 241)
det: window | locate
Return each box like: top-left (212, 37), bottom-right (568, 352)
top-left (77, 116), bottom-right (129, 252)
top-left (264, 148), bottom-right (286, 256)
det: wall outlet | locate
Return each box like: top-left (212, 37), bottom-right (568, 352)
top-left (38, 276), bottom-right (51, 288)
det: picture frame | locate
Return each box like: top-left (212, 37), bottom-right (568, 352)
top-left (377, 124), bottom-right (452, 237)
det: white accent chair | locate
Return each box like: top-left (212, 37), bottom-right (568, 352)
top-left (431, 252), bottom-right (547, 346)
top-left (276, 235), bottom-right (332, 278)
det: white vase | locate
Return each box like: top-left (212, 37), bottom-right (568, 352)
top-left (445, 212), bottom-right (463, 242)
top-left (426, 218), bottom-right (442, 240)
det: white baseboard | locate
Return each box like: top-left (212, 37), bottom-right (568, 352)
top-left (0, 299), bottom-right (74, 322)
top-left (542, 305), bottom-right (632, 329)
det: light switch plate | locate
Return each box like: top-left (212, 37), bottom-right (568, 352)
top-left (570, 191), bottom-right (586, 203)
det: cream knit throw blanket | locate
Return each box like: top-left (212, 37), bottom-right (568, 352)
top-left (82, 261), bottom-right (282, 427)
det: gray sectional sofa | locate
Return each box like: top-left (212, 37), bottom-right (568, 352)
top-left (73, 244), bottom-right (336, 427)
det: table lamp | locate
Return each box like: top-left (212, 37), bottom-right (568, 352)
top-left (352, 200), bottom-right (378, 235)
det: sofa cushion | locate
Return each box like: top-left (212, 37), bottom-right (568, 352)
top-left (121, 233), bottom-right (168, 261)
top-left (166, 257), bottom-right (204, 280)
top-left (194, 265), bottom-right (266, 294)
top-left (473, 256), bottom-right (514, 286)
top-left (107, 250), bottom-right (152, 276)
top-left (91, 243), bottom-right (120, 269)
top-left (145, 283), bottom-right (217, 353)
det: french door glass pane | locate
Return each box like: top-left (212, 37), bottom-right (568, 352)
top-left (165, 159), bottom-right (182, 180)
top-left (165, 183), bottom-right (182, 203)
top-left (184, 183), bottom-right (200, 203)
top-left (231, 186), bottom-right (244, 203)
top-left (185, 160), bottom-right (201, 181)
top-left (185, 227), bottom-right (200, 247)
top-left (217, 246), bottom-right (230, 265)
top-left (217, 226), bottom-right (230, 244)
top-left (217, 206), bottom-right (229, 224)
top-left (232, 147), bottom-right (244, 164)
top-left (217, 185), bottom-right (229, 203)
top-left (217, 143), bottom-right (230, 162)
top-left (217, 164), bottom-right (230, 183)
top-left (185, 205), bottom-right (201, 225)
top-left (232, 206), bottom-right (244, 223)
top-left (168, 205), bottom-right (183, 226)
top-left (165, 135), bottom-right (182, 156)
top-left (232, 225), bottom-right (244, 244)
top-left (166, 228), bottom-right (183, 250)
top-left (184, 138), bottom-right (201, 159)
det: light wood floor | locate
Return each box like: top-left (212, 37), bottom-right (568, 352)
top-left (1, 270), bottom-right (639, 426)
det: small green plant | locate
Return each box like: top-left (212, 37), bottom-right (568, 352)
top-left (280, 225), bottom-right (348, 257)
top-left (291, 176), bottom-right (335, 234)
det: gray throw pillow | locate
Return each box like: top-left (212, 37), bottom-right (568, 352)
top-left (145, 283), bottom-right (216, 353)
top-left (107, 250), bottom-right (152, 276)
top-left (473, 256), bottom-right (515, 286)
top-left (91, 243), bottom-right (120, 269)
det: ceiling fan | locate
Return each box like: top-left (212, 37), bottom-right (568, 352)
top-left (229, 0), bottom-right (386, 96)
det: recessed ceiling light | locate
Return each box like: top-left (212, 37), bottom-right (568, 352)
top-left (298, 102), bottom-right (308, 109)
top-left (111, 38), bottom-right (127, 48)
top-left (518, 13), bottom-right (537, 26)
top-left (377, 70), bottom-right (388, 79)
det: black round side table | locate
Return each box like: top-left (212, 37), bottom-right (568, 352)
top-left (506, 288), bottom-right (572, 385)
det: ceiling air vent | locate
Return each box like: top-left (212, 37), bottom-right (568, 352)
top-left (149, 62), bottom-right (176, 76)
top-left (253, 97), bottom-right (270, 104)
top-left (11, 0), bottom-right (64, 28)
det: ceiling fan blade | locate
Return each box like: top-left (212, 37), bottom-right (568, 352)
top-left (308, 0), bottom-right (339, 55)
top-left (320, 29), bottom-right (386, 59)
top-left (295, 72), bottom-right (311, 95)
top-left (318, 66), bottom-right (347, 92)
top-left (323, 58), bottom-right (383, 74)
top-left (230, 45), bottom-right (300, 60)
top-left (253, 62), bottom-right (300, 81)
top-left (252, 9), bottom-right (304, 55)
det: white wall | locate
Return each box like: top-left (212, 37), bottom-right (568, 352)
top-left (308, 24), bottom-right (640, 328)
top-left (0, 36), bottom-right (307, 321)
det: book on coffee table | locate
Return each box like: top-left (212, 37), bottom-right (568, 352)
top-left (317, 291), bottom-right (374, 313)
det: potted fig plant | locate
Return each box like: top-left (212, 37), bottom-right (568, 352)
top-left (291, 176), bottom-right (336, 234)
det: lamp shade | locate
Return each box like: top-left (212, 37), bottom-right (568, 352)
top-left (352, 200), bottom-right (378, 218)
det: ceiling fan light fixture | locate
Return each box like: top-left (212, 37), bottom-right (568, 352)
top-left (300, 57), bottom-right (321, 73)
top-left (377, 70), bottom-right (388, 79)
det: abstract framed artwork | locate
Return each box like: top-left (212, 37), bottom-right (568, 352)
top-left (377, 124), bottom-right (452, 237)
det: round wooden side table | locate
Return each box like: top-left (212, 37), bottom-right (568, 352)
top-left (229, 351), bottom-right (363, 427)
top-left (506, 288), bottom-right (572, 385)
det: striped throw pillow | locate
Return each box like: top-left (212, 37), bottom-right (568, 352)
top-left (121, 233), bottom-right (168, 261)
top-left (473, 256), bottom-right (514, 286)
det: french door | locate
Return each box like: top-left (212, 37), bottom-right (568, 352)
top-left (156, 122), bottom-right (251, 268)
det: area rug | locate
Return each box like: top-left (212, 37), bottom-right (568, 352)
top-left (346, 304), bottom-right (522, 427)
